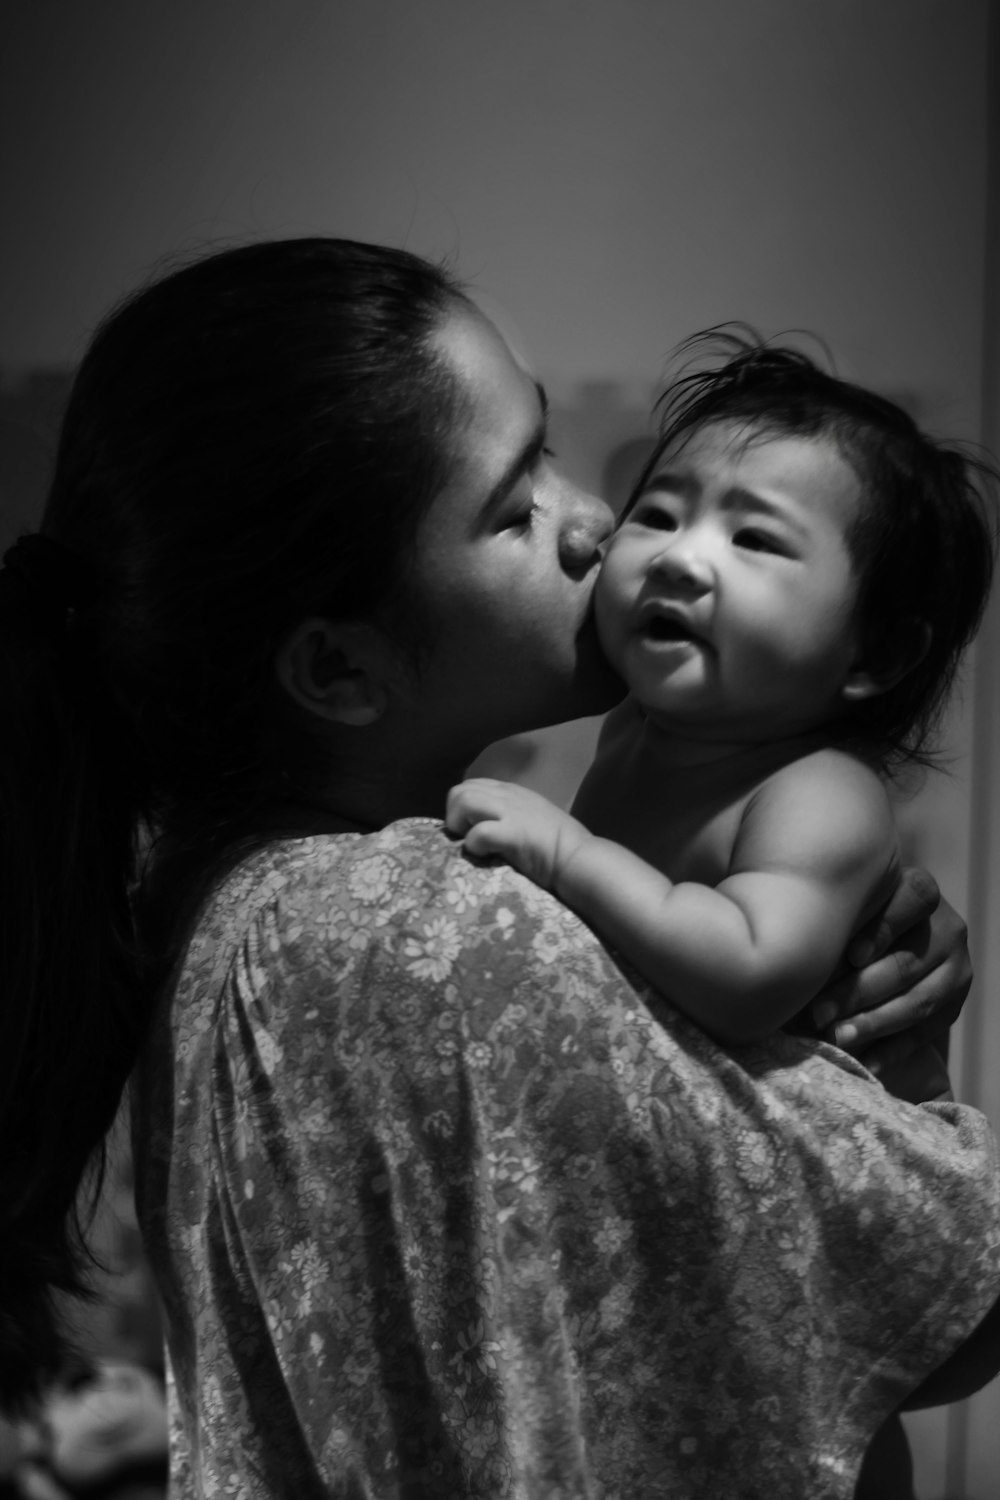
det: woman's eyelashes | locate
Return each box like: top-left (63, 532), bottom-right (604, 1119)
top-left (510, 497), bottom-right (542, 531)
top-left (500, 484), bottom-right (544, 534)
top-left (503, 450), bottom-right (557, 532)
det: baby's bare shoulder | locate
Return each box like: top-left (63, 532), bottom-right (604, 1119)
top-left (764, 745), bottom-right (886, 798)
top-left (742, 747), bottom-right (896, 872)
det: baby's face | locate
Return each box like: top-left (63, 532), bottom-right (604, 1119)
top-left (595, 420), bottom-right (865, 741)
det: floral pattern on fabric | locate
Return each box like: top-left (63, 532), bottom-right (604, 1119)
top-left (133, 819), bottom-right (1000, 1500)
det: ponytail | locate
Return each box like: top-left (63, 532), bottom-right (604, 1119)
top-left (0, 536), bottom-right (147, 1410)
top-left (0, 235), bottom-right (468, 1408)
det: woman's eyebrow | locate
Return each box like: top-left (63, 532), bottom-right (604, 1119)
top-left (482, 381), bottom-right (550, 514)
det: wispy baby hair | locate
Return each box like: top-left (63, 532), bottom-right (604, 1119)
top-left (634, 325), bottom-right (998, 773)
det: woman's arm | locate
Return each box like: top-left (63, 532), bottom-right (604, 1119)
top-left (901, 1290), bottom-right (1000, 1409)
top-left (394, 823), bottom-right (1000, 1431)
top-left (370, 828), bottom-right (1000, 1452)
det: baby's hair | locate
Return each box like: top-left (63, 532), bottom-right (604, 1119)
top-left (633, 326), bottom-right (998, 773)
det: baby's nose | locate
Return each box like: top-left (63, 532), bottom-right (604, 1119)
top-left (651, 541), bottom-right (713, 592)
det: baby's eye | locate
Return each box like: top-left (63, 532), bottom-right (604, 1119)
top-left (631, 502), bottom-right (679, 531)
top-left (733, 527), bottom-right (787, 555)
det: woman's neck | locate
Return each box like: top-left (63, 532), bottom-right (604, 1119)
top-left (140, 754), bottom-right (467, 970)
top-left (258, 750), bottom-right (467, 836)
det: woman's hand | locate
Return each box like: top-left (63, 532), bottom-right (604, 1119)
top-left (810, 866), bottom-right (971, 1073)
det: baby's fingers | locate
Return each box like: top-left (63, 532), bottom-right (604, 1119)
top-left (445, 782), bottom-right (527, 868)
top-left (461, 819), bottom-right (510, 862)
top-left (445, 778), bottom-right (507, 837)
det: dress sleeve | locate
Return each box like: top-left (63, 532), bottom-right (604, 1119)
top-left (204, 820), bottom-right (1000, 1499)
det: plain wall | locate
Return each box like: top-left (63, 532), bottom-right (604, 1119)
top-left (0, 1), bottom-right (989, 403)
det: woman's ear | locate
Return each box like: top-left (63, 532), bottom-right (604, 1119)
top-left (841, 619), bottom-right (932, 703)
top-left (275, 618), bottom-right (397, 726)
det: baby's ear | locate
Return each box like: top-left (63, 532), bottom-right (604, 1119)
top-left (841, 618), bottom-right (931, 702)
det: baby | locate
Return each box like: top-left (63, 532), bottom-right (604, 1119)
top-left (447, 332), bottom-right (996, 1057)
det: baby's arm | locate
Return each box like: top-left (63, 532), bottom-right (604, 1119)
top-left (446, 754), bottom-right (899, 1046)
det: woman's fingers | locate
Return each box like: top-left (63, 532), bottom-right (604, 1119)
top-left (817, 957), bottom-right (966, 1046)
top-left (824, 979), bottom-right (959, 1051)
top-left (812, 876), bottom-right (970, 1042)
top-left (845, 864), bottom-right (939, 966)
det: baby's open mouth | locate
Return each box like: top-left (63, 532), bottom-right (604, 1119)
top-left (644, 615), bottom-right (699, 643)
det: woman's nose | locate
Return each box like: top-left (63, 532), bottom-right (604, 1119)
top-left (558, 489), bottom-right (615, 573)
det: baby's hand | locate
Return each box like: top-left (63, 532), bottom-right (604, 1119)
top-left (445, 778), bottom-right (590, 892)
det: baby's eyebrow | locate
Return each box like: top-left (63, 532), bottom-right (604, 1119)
top-left (720, 486), bottom-right (808, 537)
top-left (619, 468), bottom-right (696, 520)
top-left (639, 469), bottom-right (698, 501)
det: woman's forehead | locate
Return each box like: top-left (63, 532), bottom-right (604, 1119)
top-left (431, 306), bottom-right (538, 423)
top-left (427, 307), bottom-right (547, 523)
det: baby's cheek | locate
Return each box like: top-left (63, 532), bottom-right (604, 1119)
top-left (592, 571), bottom-right (619, 649)
top-left (596, 548), bottom-right (634, 616)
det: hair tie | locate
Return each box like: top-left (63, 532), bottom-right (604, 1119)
top-left (0, 534), bottom-right (90, 625)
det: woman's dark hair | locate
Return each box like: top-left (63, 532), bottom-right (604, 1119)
top-left (631, 326), bottom-right (998, 772)
top-left (0, 237), bottom-right (468, 1408)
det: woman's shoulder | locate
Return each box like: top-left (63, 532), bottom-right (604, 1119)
top-left (199, 815), bottom-right (598, 968)
top-left (201, 817), bottom-right (447, 910)
top-left (218, 816), bottom-right (559, 904)
top-left (169, 816), bottom-right (637, 1075)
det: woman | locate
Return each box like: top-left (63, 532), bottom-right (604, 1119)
top-left (1, 238), bottom-right (997, 1498)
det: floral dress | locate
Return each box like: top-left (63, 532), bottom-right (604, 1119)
top-left (133, 818), bottom-right (1000, 1499)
